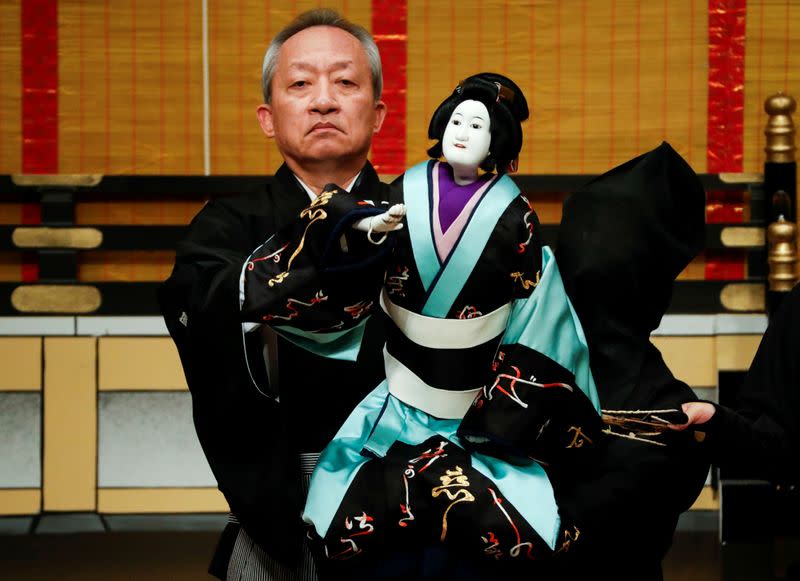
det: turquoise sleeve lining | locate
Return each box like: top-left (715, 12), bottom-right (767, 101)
top-left (272, 316), bottom-right (372, 362)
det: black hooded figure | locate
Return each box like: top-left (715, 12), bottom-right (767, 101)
top-left (552, 142), bottom-right (710, 578)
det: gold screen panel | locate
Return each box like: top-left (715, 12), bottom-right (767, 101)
top-left (651, 336), bottom-right (717, 387)
top-left (98, 337), bottom-right (187, 391)
top-left (98, 487), bottom-right (228, 513)
top-left (716, 335), bottom-right (762, 371)
top-left (0, 489), bottom-right (41, 516)
top-left (689, 486), bottom-right (719, 511)
top-left (0, 338), bottom-right (42, 391)
top-left (42, 337), bottom-right (97, 511)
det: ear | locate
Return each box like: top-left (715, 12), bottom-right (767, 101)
top-left (372, 100), bottom-right (387, 134)
top-left (256, 104), bottom-right (275, 138)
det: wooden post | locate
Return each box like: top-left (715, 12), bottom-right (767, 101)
top-left (764, 94), bottom-right (798, 315)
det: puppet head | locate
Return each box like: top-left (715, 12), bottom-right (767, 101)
top-left (427, 73), bottom-right (529, 174)
top-left (440, 99), bottom-right (493, 178)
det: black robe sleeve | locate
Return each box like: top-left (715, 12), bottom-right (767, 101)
top-left (699, 283), bottom-right (800, 480)
top-left (157, 165), bottom-right (392, 566)
top-left (240, 184), bottom-right (391, 332)
top-left (158, 193), bottom-right (308, 563)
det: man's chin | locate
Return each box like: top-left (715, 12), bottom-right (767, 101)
top-left (300, 145), bottom-right (366, 165)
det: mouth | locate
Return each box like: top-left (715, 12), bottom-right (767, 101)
top-left (453, 143), bottom-right (467, 149)
top-left (309, 122), bottom-right (341, 134)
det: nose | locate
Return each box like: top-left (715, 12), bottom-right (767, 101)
top-left (455, 123), bottom-right (468, 141)
top-left (311, 80), bottom-right (338, 115)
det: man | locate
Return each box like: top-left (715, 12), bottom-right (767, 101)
top-left (159, 9), bottom-right (391, 579)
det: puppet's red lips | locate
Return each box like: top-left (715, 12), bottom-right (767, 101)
top-left (453, 143), bottom-right (466, 148)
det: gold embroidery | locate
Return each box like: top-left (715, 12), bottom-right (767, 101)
top-left (556, 525), bottom-right (581, 554)
top-left (268, 190), bottom-right (336, 287)
top-left (481, 531), bottom-right (503, 559)
top-left (566, 426), bottom-right (594, 448)
top-left (400, 441), bottom-right (449, 528)
top-left (431, 466), bottom-right (475, 541)
top-left (510, 270), bottom-right (540, 290)
top-left (262, 291), bottom-right (328, 322)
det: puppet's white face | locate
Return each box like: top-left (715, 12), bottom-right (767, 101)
top-left (442, 100), bottom-right (492, 171)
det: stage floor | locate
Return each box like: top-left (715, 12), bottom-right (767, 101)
top-left (0, 527), bottom-right (797, 580)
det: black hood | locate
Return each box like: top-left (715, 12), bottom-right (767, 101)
top-left (556, 142), bottom-right (706, 407)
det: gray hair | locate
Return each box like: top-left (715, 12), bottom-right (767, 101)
top-left (261, 8), bottom-right (383, 104)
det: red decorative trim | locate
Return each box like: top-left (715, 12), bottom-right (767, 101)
top-left (705, 189), bottom-right (745, 224)
top-left (21, 0), bottom-right (58, 174)
top-left (705, 189), bottom-right (745, 280)
top-left (704, 250), bottom-right (745, 280)
top-left (20, 203), bottom-right (41, 283)
top-left (20, 1), bottom-right (55, 282)
top-left (707, 0), bottom-right (746, 173)
top-left (706, 1), bottom-right (746, 280)
top-left (371, 1), bottom-right (406, 175)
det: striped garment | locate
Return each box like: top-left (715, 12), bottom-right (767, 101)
top-left (225, 453), bottom-right (320, 581)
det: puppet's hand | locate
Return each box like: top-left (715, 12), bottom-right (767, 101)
top-left (353, 204), bottom-right (406, 244)
top-left (353, 203), bottom-right (405, 233)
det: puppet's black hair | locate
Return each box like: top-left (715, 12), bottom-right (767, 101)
top-left (427, 72), bottom-right (529, 174)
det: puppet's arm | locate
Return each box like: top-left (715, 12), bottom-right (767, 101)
top-left (240, 184), bottom-right (395, 359)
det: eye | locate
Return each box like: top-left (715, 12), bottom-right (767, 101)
top-left (291, 80), bottom-right (308, 88)
top-left (451, 119), bottom-right (461, 126)
top-left (338, 79), bottom-right (355, 87)
top-left (471, 122), bottom-right (482, 129)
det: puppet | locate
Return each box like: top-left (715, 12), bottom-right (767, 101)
top-left (260, 73), bottom-right (601, 566)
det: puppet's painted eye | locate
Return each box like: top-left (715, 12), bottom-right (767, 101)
top-left (452, 119), bottom-right (461, 126)
top-left (471, 123), bottom-right (482, 129)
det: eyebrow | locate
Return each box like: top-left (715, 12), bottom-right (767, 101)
top-left (452, 112), bottom-right (486, 121)
top-left (287, 60), bottom-right (354, 72)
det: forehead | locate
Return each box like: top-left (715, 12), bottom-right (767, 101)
top-left (452, 99), bottom-right (490, 118)
top-left (278, 25), bottom-right (369, 74)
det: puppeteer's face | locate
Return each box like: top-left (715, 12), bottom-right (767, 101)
top-left (257, 26), bottom-right (386, 168)
top-left (442, 100), bottom-right (491, 170)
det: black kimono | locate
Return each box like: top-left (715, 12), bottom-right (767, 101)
top-left (552, 142), bottom-right (711, 578)
top-left (700, 282), bottom-right (800, 481)
top-left (158, 162), bottom-right (389, 569)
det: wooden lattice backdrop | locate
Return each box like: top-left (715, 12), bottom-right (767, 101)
top-left (0, 0), bottom-right (797, 282)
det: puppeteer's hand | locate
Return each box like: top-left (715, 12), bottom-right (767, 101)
top-left (669, 401), bottom-right (716, 431)
top-left (353, 204), bottom-right (406, 243)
